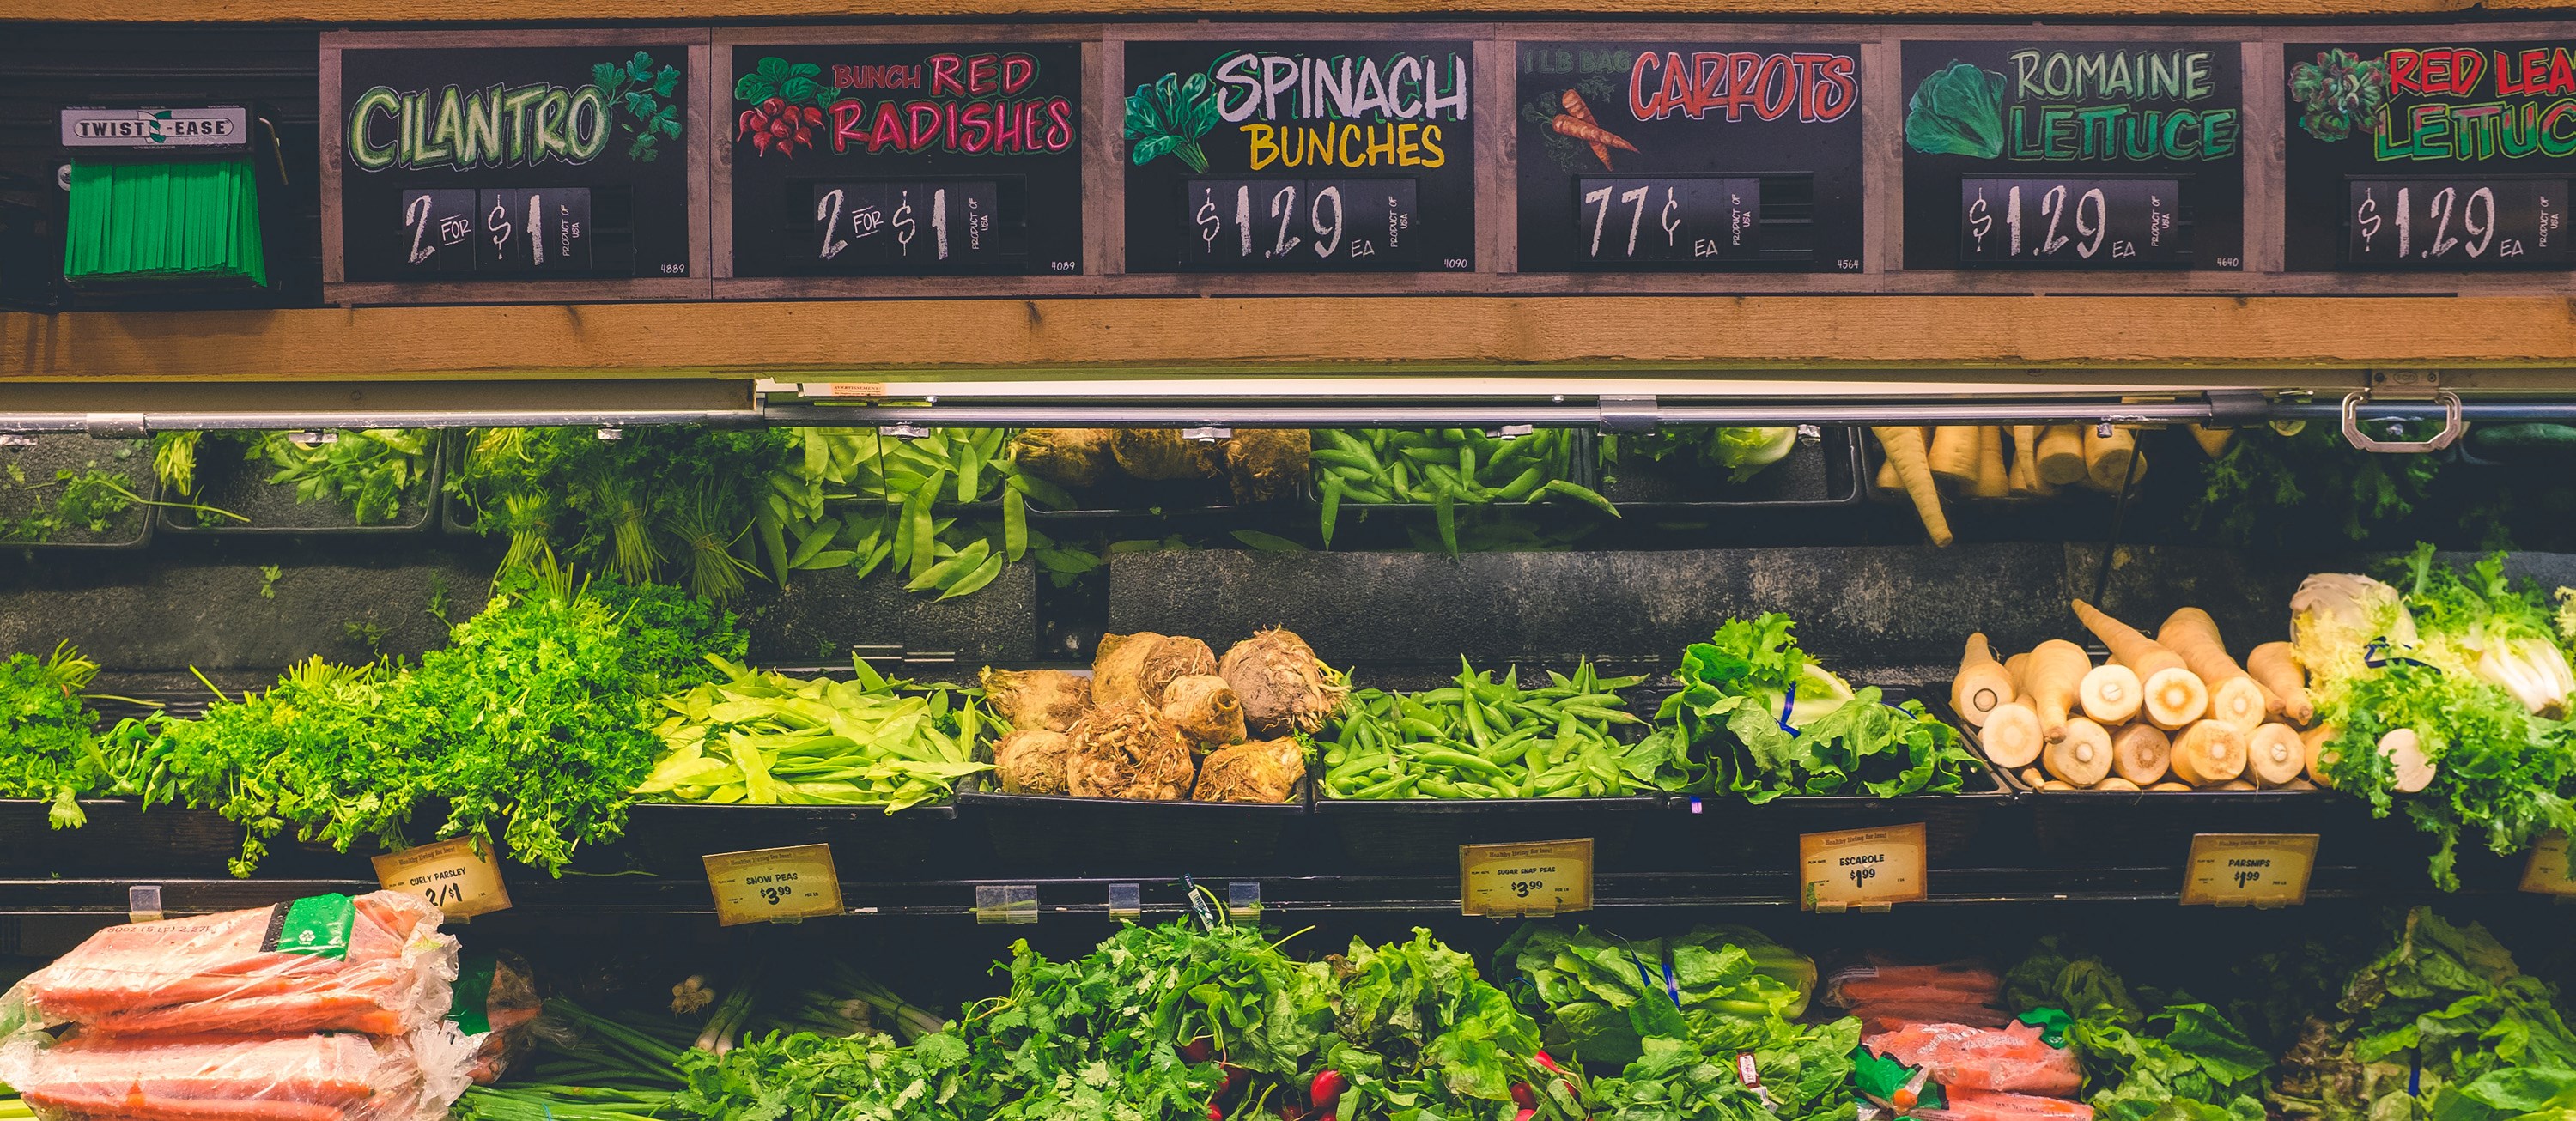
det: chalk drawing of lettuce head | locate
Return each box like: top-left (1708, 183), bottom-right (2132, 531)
top-left (1905, 62), bottom-right (2008, 159)
top-left (2289, 49), bottom-right (2389, 142)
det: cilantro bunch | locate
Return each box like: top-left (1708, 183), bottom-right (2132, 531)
top-left (0, 642), bottom-right (119, 827)
top-left (1656, 613), bottom-right (1974, 801)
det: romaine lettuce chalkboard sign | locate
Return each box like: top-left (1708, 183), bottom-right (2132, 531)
top-left (1900, 41), bottom-right (2243, 270)
top-left (336, 43), bottom-right (693, 282)
top-left (1515, 42), bottom-right (1864, 272)
top-left (2285, 40), bottom-right (2576, 270)
top-left (726, 44), bottom-right (1081, 277)
top-left (1122, 41), bottom-right (1476, 273)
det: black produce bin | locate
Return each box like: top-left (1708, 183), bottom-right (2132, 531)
top-left (955, 778), bottom-right (1309, 878)
top-left (1990, 763), bottom-right (2425, 870)
top-left (161, 431), bottom-right (445, 536)
top-left (1643, 770), bottom-right (2017, 870)
top-left (0, 799), bottom-right (378, 878)
top-left (1598, 427), bottom-right (1864, 510)
top-left (0, 436), bottom-right (157, 549)
top-left (1309, 792), bottom-right (1669, 873)
top-left (596, 802), bottom-right (965, 879)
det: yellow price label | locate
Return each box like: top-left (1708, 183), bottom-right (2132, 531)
top-left (2521, 832), bottom-right (2576, 897)
top-left (1460, 839), bottom-right (1593, 917)
top-left (2181, 833), bottom-right (2318, 908)
top-left (373, 837), bottom-right (512, 921)
top-left (704, 844), bottom-right (846, 927)
top-left (1800, 823), bottom-right (1929, 912)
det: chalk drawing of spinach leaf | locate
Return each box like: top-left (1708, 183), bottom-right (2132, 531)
top-left (1124, 70), bottom-right (1217, 173)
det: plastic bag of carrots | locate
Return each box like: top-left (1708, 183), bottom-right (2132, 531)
top-left (2, 892), bottom-right (459, 1038)
top-left (0, 1026), bottom-right (477, 1121)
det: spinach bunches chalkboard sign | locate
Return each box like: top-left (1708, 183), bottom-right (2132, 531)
top-left (727, 44), bottom-right (1081, 277)
top-left (1515, 42), bottom-right (1864, 273)
top-left (1122, 41), bottom-right (1476, 273)
top-left (337, 43), bottom-right (693, 282)
top-left (1900, 42), bottom-right (2244, 270)
top-left (2285, 41), bottom-right (2576, 270)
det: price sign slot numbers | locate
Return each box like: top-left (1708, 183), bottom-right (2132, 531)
top-left (807, 179), bottom-right (1004, 274)
top-left (2347, 177), bottom-right (2571, 269)
top-left (477, 186), bottom-right (593, 274)
top-left (1460, 839), bottom-right (1593, 917)
top-left (2521, 832), bottom-right (2576, 898)
top-left (2180, 833), bottom-right (2318, 908)
top-left (397, 190), bottom-right (477, 274)
top-left (703, 844), bottom-right (845, 927)
top-left (1799, 823), bottom-right (1929, 912)
top-left (1573, 176), bottom-right (1766, 264)
top-left (1179, 177), bottom-right (1420, 270)
top-left (1957, 177), bottom-right (2187, 268)
top-left (373, 837), bottom-right (512, 921)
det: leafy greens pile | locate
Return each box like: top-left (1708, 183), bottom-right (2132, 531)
top-left (639, 656), bottom-right (994, 810)
top-left (125, 568), bottom-right (743, 876)
top-left (1504, 924), bottom-right (1856, 1121)
top-left (0, 642), bottom-right (144, 828)
top-left (2263, 908), bottom-right (2576, 1121)
top-left (1654, 613), bottom-right (1975, 801)
top-left (2007, 938), bottom-right (2270, 1121)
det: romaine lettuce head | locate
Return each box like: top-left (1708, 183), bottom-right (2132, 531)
top-left (1906, 62), bottom-right (2008, 159)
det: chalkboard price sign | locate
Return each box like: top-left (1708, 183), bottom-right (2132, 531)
top-left (2346, 178), bottom-right (2571, 268)
top-left (1959, 177), bottom-right (2185, 266)
top-left (338, 43), bottom-right (692, 282)
top-left (1574, 177), bottom-right (1762, 264)
top-left (1516, 42), bottom-right (1863, 272)
top-left (1125, 41), bottom-right (1477, 273)
top-left (1182, 178), bottom-right (1419, 268)
top-left (811, 181), bottom-right (1001, 270)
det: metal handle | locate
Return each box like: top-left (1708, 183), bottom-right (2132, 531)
top-left (2341, 389), bottom-right (2463, 453)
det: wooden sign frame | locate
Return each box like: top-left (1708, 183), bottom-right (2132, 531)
top-left (319, 29), bottom-right (715, 306)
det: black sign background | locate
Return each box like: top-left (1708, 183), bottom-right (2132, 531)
top-left (1515, 41), bottom-right (1864, 272)
top-left (2285, 40), bottom-right (2576, 270)
top-left (340, 45), bottom-right (693, 282)
top-left (1122, 40), bottom-right (1477, 273)
top-left (1900, 41), bottom-right (2243, 270)
top-left (727, 44), bottom-right (1082, 277)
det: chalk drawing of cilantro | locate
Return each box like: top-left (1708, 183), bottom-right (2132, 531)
top-left (592, 50), bottom-right (683, 162)
top-left (2289, 49), bottom-right (2389, 143)
top-left (1126, 70), bottom-right (1218, 173)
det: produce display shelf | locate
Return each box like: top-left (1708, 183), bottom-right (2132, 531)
top-left (0, 863), bottom-right (2501, 919)
top-left (158, 430), bottom-right (446, 536)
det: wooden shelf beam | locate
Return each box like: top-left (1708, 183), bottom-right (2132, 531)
top-left (14, 0), bottom-right (2576, 21)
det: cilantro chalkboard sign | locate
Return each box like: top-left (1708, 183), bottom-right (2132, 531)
top-left (2287, 41), bottom-right (2576, 270)
top-left (727, 44), bottom-right (1082, 277)
top-left (337, 43), bottom-right (693, 282)
top-left (1122, 41), bottom-right (1476, 273)
top-left (1900, 41), bottom-right (2243, 270)
top-left (1516, 42), bottom-right (1864, 272)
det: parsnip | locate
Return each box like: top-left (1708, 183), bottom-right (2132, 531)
top-left (2170, 720), bottom-right (2249, 785)
top-left (1872, 427), bottom-right (1954, 548)
top-left (2142, 668), bottom-right (2212, 730)
top-left (2215, 779), bottom-right (2258, 791)
top-left (2078, 663), bottom-right (2143, 724)
top-left (2248, 723), bottom-right (2306, 786)
top-left (2084, 425), bottom-right (2141, 491)
top-left (2036, 425), bottom-right (2087, 485)
top-left (2095, 776), bottom-right (2142, 792)
top-left (2110, 723), bottom-right (2171, 785)
top-left (2155, 608), bottom-right (2269, 730)
top-left (1980, 700), bottom-right (2045, 769)
top-left (2246, 641), bottom-right (2312, 724)
top-left (2020, 766), bottom-right (2047, 788)
top-left (2381, 728), bottom-right (2437, 793)
top-left (2008, 425), bottom-right (2042, 495)
top-left (2187, 423), bottom-right (2233, 457)
top-left (2149, 780), bottom-right (2193, 791)
top-left (1929, 426), bottom-right (1982, 489)
top-left (1971, 427), bottom-right (2010, 498)
top-left (2024, 639), bottom-right (2093, 742)
top-left (2041, 779), bottom-right (2075, 791)
top-left (1874, 451), bottom-right (1899, 493)
top-left (2069, 599), bottom-right (2186, 677)
top-left (2301, 725), bottom-right (2338, 788)
top-left (2044, 717), bottom-right (2114, 786)
top-left (1952, 633), bottom-right (2018, 728)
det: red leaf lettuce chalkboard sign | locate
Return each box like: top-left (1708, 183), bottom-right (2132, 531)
top-left (2285, 40), bottom-right (2576, 270)
top-left (1899, 41), bottom-right (2244, 270)
top-left (1121, 41), bottom-right (1477, 273)
top-left (726, 44), bottom-right (1083, 277)
top-left (339, 45), bottom-right (693, 282)
top-left (1514, 41), bottom-right (1865, 272)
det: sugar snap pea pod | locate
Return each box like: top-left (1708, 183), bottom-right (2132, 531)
top-left (1537, 479), bottom-right (1622, 517)
top-left (1348, 774), bottom-right (1412, 799)
top-left (1493, 467), bottom-right (1545, 502)
top-left (1415, 748), bottom-right (1509, 778)
top-left (1310, 449), bottom-right (1378, 473)
top-left (1418, 776), bottom-right (1466, 798)
top-left (1320, 476), bottom-right (1345, 548)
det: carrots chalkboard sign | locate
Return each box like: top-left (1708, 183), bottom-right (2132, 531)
top-left (1121, 41), bottom-right (1477, 273)
top-left (1899, 41), bottom-right (2244, 270)
top-left (726, 43), bottom-right (1083, 277)
top-left (1514, 41), bottom-right (1865, 273)
top-left (337, 43), bottom-right (695, 282)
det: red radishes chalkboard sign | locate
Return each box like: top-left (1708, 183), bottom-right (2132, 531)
top-left (726, 43), bottom-right (1083, 277)
top-left (1514, 41), bottom-right (1866, 273)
